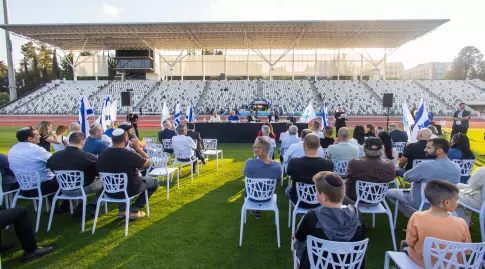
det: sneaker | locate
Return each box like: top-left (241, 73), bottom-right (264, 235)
top-left (129, 211), bottom-right (146, 220)
top-left (22, 244), bottom-right (56, 263)
top-left (250, 210), bottom-right (261, 220)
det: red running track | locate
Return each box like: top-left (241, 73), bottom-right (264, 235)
top-left (1, 115), bottom-right (484, 129)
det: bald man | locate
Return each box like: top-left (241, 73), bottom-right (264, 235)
top-left (396, 128), bottom-right (432, 177)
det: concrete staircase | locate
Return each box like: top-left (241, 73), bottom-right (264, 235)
top-left (309, 81), bottom-right (324, 108)
top-left (361, 81), bottom-right (383, 102)
top-left (196, 81), bottom-right (211, 108)
top-left (256, 81), bottom-right (263, 97)
top-left (133, 82), bottom-right (162, 111)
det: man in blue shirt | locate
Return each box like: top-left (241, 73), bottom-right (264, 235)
top-left (227, 111), bottom-right (240, 122)
top-left (83, 124), bottom-right (109, 155)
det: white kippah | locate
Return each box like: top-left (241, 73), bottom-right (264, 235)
top-left (112, 128), bottom-right (125, 137)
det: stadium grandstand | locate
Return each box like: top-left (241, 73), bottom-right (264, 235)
top-left (0, 20), bottom-right (484, 116)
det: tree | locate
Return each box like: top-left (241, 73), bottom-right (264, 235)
top-left (52, 49), bottom-right (60, 79)
top-left (0, 61), bottom-right (8, 92)
top-left (0, 92), bottom-right (9, 105)
top-left (38, 45), bottom-right (53, 82)
top-left (446, 46), bottom-right (484, 80)
top-left (60, 52), bottom-right (74, 80)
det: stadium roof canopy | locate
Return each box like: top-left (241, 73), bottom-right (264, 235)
top-left (0, 20), bottom-right (449, 51)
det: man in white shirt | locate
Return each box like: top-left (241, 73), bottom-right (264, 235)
top-left (280, 125), bottom-right (300, 159)
top-left (172, 124), bottom-right (198, 172)
top-left (8, 127), bottom-right (59, 201)
top-left (210, 111), bottom-right (221, 122)
top-left (326, 127), bottom-right (360, 160)
top-left (283, 129), bottom-right (326, 162)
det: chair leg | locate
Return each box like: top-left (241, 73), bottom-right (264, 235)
top-left (69, 200), bottom-right (74, 215)
top-left (216, 153), bottom-right (219, 171)
top-left (45, 197), bottom-right (50, 213)
top-left (125, 201), bottom-right (130, 237)
top-left (275, 208), bottom-right (281, 248)
top-left (393, 200), bottom-right (399, 229)
top-left (80, 197), bottom-right (87, 232)
top-left (35, 198), bottom-right (43, 233)
top-left (384, 252), bottom-right (391, 269)
top-left (145, 191), bottom-right (150, 217)
top-left (166, 173), bottom-right (170, 200)
top-left (177, 169), bottom-right (180, 189)
top-left (47, 196), bottom-right (58, 232)
top-left (239, 207), bottom-right (245, 246)
top-left (33, 199), bottom-right (37, 212)
top-left (387, 211), bottom-right (397, 251)
top-left (92, 198), bottom-right (103, 234)
top-left (288, 200), bottom-right (292, 228)
top-left (104, 201), bottom-right (108, 214)
top-left (372, 213), bottom-right (375, 228)
top-left (480, 211), bottom-right (485, 242)
top-left (190, 163), bottom-right (194, 182)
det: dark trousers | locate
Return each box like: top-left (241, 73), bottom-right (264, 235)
top-left (20, 179), bottom-right (59, 198)
top-left (450, 126), bottom-right (468, 141)
top-left (0, 207), bottom-right (37, 253)
top-left (109, 177), bottom-right (159, 213)
top-left (132, 123), bottom-right (140, 138)
top-left (195, 149), bottom-right (205, 162)
top-left (336, 124), bottom-right (345, 134)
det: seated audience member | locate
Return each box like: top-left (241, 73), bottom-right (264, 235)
top-left (405, 180), bottom-right (471, 268)
top-left (97, 129), bottom-right (159, 219)
top-left (267, 111), bottom-right (279, 122)
top-left (279, 123), bottom-right (294, 143)
top-left (448, 133), bottom-right (475, 183)
top-left (8, 127), bottom-right (58, 199)
top-left (104, 121), bottom-right (118, 137)
top-left (396, 128), bottom-right (432, 177)
top-left (227, 111), bottom-right (240, 122)
top-left (210, 111), bottom-right (221, 122)
top-left (47, 132), bottom-right (102, 216)
top-left (427, 125), bottom-right (439, 139)
top-left (389, 123), bottom-right (408, 143)
top-left (0, 207), bottom-right (56, 262)
top-left (320, 126), bottom-right (335, 149)
top-left (186, 123), bottom-right (206, 164)
top-left (283, 129), bottom-right (326, 162)
top-left (52, 125), bottom-right (68, 153)
top-left (375, 126), bottom-right (384, 137)
top-left (286, 134), bottom-right (334, 209)
top-left (257, 123), bottom-right (276, 139)
top-left (457, 167), bottom-right (485, 211)
top-left (158, 120), bottom-right (176, 154)
top-left (379, 131), bottom-right (399, 161)
top-left (0, 153), bottom-right (18, 192)
top-left (344, 137), bottom-right (395, 204)
top-left (246, 110), bottom-right (259, 123)
top-left (288, 112), bottom-right (297, 124)
top-left (349, 125), bottom-right (365, 157)
top-left (293, 171), bottom-right (365, 269)
top-left (243, 137), bottom-right (282, 219)
top-left (280, 125), bottom-right (300, 161)
top-left (386, 138), bottom-right (461, 218)
top-left (83, 124), bottom-right (109, 156)
top-left (172, 125), bottom-right (199, 171)
top-left (66, 122), bottom-right (81, 145)
top-left (326, 127), bottom-right (360, 160)
top-left (37, 121), bottom-right (61, 152)
top-left (364, 124), bottom-right (376, 137)
top-left (261, 125), bottom-right (276, 158)
top-left (311, 121), bottom-right (323, 138)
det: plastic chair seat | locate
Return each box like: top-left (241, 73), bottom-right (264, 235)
top-left (243, 194), bottom-right (278, 211)
top-left (357, 203), bottom-right (387, 214)
top-left (203, 149), bottom-right (222, 155)
top-left (149, 168), bottom-right (179, 177)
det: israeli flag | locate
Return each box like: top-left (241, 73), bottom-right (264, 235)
top-left (174, 103), bottom-right (181, 127)
top-left (410, 98), bottom-right (430, 142)
top-left (321, 99), bottom-right (329, 128)
top-left (185, 103), bottom-right (196, 123)
top-left (402, 102), bottom-right (415, 143)
top-left (110, 100), bottom-right (117, 122)
top-left (78, 96), bottom-right (94, 135)
top-left (299, 102), bottom-right (317, 123)
top-left (98, 96), bottom-right (111, 132)
top-left (160, 101), bottom-right (171, 127)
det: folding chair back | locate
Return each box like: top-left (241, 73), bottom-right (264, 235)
top-left (306, 235), bottom-right (369, 269)
top-left (143, 137), bottom-right (157, 145)
top-left (333, 159), bottom-right (350, 176)
top-left (173, 147), bottom-right (194, 159)
top-left (423, 237), bottom-right (485, 269)
top-left (245, 177), bottom-right (277, 202)
top-left (295, 182), bottom-right (319, 206)
top-left (202, 139), bottom-right (218, 150)
top-left (53, 170), bottom-right (85, 192)
top-left (355, 181), bottom-right (390, 204)
top-left (13, 170), bottom-right (41, 191)
top-left (452, 159), bottom-right (475, 177)
top-left (162, 139), bottom-right (173, 150)
top-left (99, 173), bottom-right (128, 194)
top-left (148, 153), bottom-right (170, 171)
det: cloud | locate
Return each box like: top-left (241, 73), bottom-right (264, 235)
top-left (102, 2), bottom-right (124, 19)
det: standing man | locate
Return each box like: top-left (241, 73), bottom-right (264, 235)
top-left (127, 112), bottom-right (140, 138)
top-left (334, 105), bottom-right (348, 133)
top-left (451, 102), bottom-right (471, 137)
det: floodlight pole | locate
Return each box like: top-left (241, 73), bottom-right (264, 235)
top-left (2, 0), bottom-right (16, 101)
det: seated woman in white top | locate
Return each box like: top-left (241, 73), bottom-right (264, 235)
top-left (457, 167), bottom-right (485, 209)
top-left (210, 111), bottom-right (221, 122)
top-left (52, 125), bottom-right (69, 152)
top-left (378, 131), bottom-right (399, 161)
top-left (311, 121), bottom-right (324, 138)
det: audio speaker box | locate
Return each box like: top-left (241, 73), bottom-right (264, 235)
top-left (121, 92), bottom-right (132, 106)
top-left (220, 73), bottom-right (226, 80)
top-left (383, 93), bottom-right (394, 108)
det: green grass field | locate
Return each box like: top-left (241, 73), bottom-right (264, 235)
top-left (0, 127), bottom-right (484, 269)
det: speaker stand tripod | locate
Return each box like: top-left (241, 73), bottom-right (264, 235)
top-left (386, 106), bottom-right (390, 132)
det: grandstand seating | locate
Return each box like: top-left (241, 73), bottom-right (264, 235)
top-left (139, 80), bottom-right (205, 114)
top-left (470, 79), bottom-right (485, 90)
top-left (261, 80), bottom-right (314, 114)
top-left (198, 80), bottom-right (257, 115)
top-left (314, 80), bottom-right (384, 115)
top-left (365, 80), bottom-right (450, 115)
top-left (0, 84), bottom-right (56, 114)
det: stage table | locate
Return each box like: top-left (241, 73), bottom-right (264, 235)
top-left (194, 123), bottom-right (308, 143)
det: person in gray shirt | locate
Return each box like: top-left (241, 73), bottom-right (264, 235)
top-left (386, 138), bottom-right (461, 217)
top-left (326, 127), bottom-right (360, 160)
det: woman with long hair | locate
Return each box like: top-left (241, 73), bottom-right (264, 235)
top-left (257, 122), bottom-right (276, 139)
top-left (52, 125), bottom-right (69, 152)
top-left (37, 121), bottom-right (61, 152)
top-left (364, 124), bottom-right (376, 137)
top-left (378, 131), bottom-right (398, 161)
top-left (320, 126), bottom-right (335, 149)
top-left (449, 133), bottom-right (475, 183)
top-left (349, 125), bottom-right (365, 157)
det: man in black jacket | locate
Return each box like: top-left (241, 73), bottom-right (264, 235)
top-left (389, 123), bottom-right (408, 143)
top-left (158, 120), bottom-right (176, 154)
top-left (246, 110), bottom-right (259, 122)
top-left (186, 123), bottom-right (206, 164)
top-left (267, 111), bottom-right (279, 122)
top-left (451, 102), bottom-right (471, 137)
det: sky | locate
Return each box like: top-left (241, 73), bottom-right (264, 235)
top-left (0, 0), bottom-right (483, 70)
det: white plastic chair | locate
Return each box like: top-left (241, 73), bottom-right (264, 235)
top-left (48, 170), bottom-right (88, 232)
top-left (392, 142), bottom-right (406, 155)
top-left (146, 143), bottom-right (164, 153)
top-left (172, 147), bottom-right (200, 182)
top-left (0, 174), bottom-right (19, 208)
top-left (239, 177), bottom-right (280, 248)
top-left (384, 237), bottom-right (485, 269)
top-left (289, 183), bottom-right (319, 237)
top-left (355, 181), bottom-right (397, 251)
top-left (92, 172), bottom-right (150, 237)
top-left (148, 153), bottom-right (179, 200)
top-left (162, 139), bottom-right (173, 152)
top-left (269, 147), bottom-right (275, 160)
top-left (452, 159), bottom-right (476, 178)
top-left (393, 183), bottom-right (428, 229)
top-left (11, 170), bottom-right (56, 233)
top-left (333, 159), bottom-right (350, 177)
top-left (143, 137), bottom-right (157, 145)
top-left (304, 236), bottom-right (369, 269)
top-left (458, 184), bottom-right (485, 242)
top-left (202, 139), bottom-right (224, 171)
